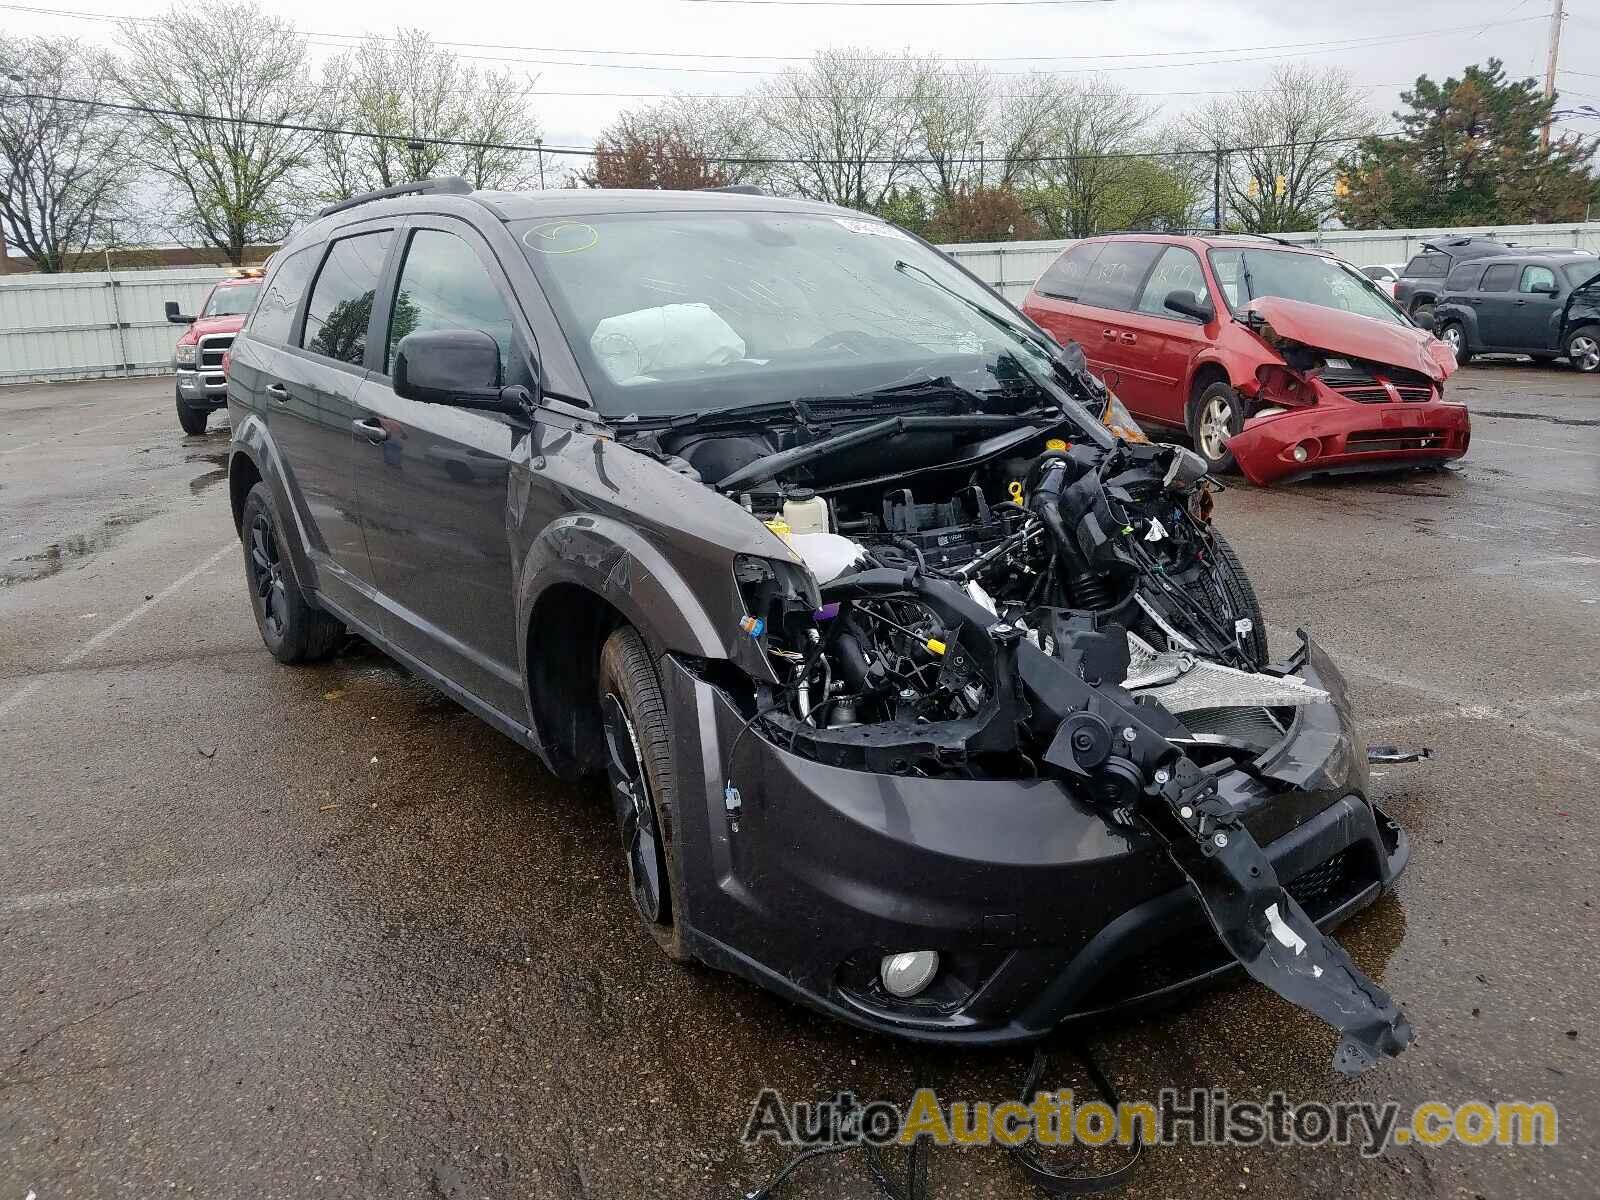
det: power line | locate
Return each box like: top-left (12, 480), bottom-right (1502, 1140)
top-left (0, 2), bottom-right (1552, 77)
top-left (2, 88), bottom-right (1400, 165)
top-left (678, 0), bottom-right (1115, 5)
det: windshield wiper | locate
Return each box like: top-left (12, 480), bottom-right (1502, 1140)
top-left (894, 259), bottom-right (1058, 360)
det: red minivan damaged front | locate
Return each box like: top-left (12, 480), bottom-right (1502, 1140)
top-left (1226, 297), bottom-right (1470, 485)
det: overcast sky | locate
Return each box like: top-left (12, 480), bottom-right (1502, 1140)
top-left (4, 0), bottom-right (1596, 164)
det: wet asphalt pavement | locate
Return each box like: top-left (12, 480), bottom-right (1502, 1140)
top-left (1, 366), bottom-right (1596, 1199)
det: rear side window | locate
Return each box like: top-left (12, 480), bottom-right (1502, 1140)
top-left (385, 229), bottom-right (515, 374)
top-left (1445, 262), bottom-right (1484, 291)
top-left (301, 230), bottom-right (394, 367)
top-left (1079, 241), bottom-right (1164, 311)
top-left (1480, 263), bottom-right (1519, 291)
top-left (1135, 246), bottom-right (1210, 318)
top-left (1564, 261), bottom-right (1600, 288)
top-left (1405, 254), bottom-right (1447, 279)
top-left (249, 247), bottom-right (317, 345)
top-left (1035, 243), bottom-right (1102, 301)
top-left (1519, 265), bottom-right (1557, 293)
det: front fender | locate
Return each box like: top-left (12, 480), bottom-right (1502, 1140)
top-left (516, 512), bottom-right (736, 670)
top-left (229, 413), bottom-right (317, 597)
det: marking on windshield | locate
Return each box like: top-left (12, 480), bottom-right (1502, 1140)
top-left (522, 222), bottom-right (600, 254)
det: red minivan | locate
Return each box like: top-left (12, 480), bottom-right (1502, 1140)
top-left (1021, 233), bottom-right (1470, 484)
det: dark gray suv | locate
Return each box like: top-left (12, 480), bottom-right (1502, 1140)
top-left (1433, 252), bottom-right (1600, 371)
top-left (224, 178), bottom-right (1413, 1074)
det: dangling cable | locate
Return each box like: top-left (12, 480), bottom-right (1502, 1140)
top-left (1008, 1042), bottom-right (1143, 1195)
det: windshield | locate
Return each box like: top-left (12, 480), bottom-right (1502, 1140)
top-left (514, 211), bottom-right (1057, 417)
top-left (202, 280), bottom-right (261, 317)
top-left (1208, 248), bottom-right (1404, 325)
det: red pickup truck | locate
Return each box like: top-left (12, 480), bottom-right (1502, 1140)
top-left (166, 272), bottom-right (263, 434)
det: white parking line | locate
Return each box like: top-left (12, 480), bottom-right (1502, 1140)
top-left (0, 541), bottom-right (236, 720)
top-left (0, 874), bottom-right (236, 914)
top-left (1474, 437), bottom-right (1600, 459)
top-left (0, 406), bottom-right (162, 456)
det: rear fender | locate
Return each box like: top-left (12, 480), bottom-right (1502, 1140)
top-left (229, 413), bottom-right (317, 596)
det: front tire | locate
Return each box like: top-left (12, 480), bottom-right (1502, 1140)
top-left (176, 387), bottom-right (209, 435)
top-left (1565, 325), bottom-right (1600, 374)
top-left (598, 626), bottom-right (691, 963)
top-left (1207, 531), bottom-right (1269, 669)
top-left (240, 482), bottom-right (343, 664)
top-left (1188, 381), bottom-right (1244, 473)
top-left (1439, 321), bottom-right (1472, 365)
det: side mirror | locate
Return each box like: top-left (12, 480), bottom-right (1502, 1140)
top-left (165, 300), bottom-right (195, 325)
top-left (1164, 289), bottom-right (1214, 323)
top-left (1529, 281), bottom-right (1558, 296)
top-left (393, 328), bottom-right (533, 416)
top-left (1414, 310), bottom-right (1438, 333)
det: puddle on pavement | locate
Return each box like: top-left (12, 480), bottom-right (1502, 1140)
top-left (187, 448), bottom-right (229, 495)
top-left (1, 504), bottom-right (160, 587)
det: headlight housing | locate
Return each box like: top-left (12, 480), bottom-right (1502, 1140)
top-left (174, 342), bottom-right (197, 366)
top-left (1099, 389), bottom-right (1148, 443)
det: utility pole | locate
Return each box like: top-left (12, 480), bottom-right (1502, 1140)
top-left (1213, 149), bottom-right (1225, 231)
top-left (1542, 0), bottom-right (1565, 151)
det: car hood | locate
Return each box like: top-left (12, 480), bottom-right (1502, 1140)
top-left (1243, 296), bottom-right (1456, 382)
top-left (188, 314), bottom-right (247, 338)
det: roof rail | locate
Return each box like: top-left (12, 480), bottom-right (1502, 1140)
top-left (1085, 228), bottom-right (1300, 247)
top-left (701, 184), bottom-right (764, 195)
top-left (317, 176), bottom-right (472, 219)
top-left (1188, 229), bottom-right (1299, 247)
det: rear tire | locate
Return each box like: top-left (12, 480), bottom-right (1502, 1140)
top-left (1565, 325), bottom-right (1600, 374)
top-left (1188, 381), bottom-right (1244, 474)
top-left (598, 626), bottom-right (691, 963)
top-left (1410, 301), bottom-right (1435, 329)
top-left (177, 387), bottom-right (209, 435)
top-left (240, 482), bottom-right (343, 664)
top-left (1208, 531), bottom-right (1269, 669)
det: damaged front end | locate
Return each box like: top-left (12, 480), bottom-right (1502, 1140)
top-left (1228, 297), bottom-right (1470, 485)
top-left (635, 380), bottom-right (1413, 1076)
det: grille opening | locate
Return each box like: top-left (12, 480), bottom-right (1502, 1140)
top-left (1344, 430), bottom-right (1450, 453)
top-left (1320, 362), bottom-right (1436, 404)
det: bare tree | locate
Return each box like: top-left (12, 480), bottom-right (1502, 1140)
top-left (906, 58), bottom-right (989, 204)
top-left (115, 2), bottom-right (319, 264)
top-left (0, 35), bottom-right (135, 271)
top-left (753, 48), bottom-right (921, 210)
top-left (1183, 64), bottom-right (1374, 232)
top-left (1022, 78), bottom-right (1176, 237)
top-left (316, 30), bottom-right (540, 200)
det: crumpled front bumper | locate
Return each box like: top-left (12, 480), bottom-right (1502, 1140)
top-left (662, 636), bottom-right (1406, 1045)
top-left (1228, 399), bottom-right (1470, 485)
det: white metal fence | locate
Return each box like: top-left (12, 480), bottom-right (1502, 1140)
top-left (0, 267), bottom-right (230, 385)
top-left (4, 221), bottom-right (1599, 384)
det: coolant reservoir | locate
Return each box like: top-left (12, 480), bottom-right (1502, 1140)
top-left (782, 494), bottom-right (830, 535)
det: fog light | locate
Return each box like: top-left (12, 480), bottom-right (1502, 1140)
top-left (1292, 443), bottom-right (1310, 463)
top-left (879, 950), bottom-right (939, 998)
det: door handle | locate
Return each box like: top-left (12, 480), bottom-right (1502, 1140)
top-left (1120, 331), bottom-right (1137, 344)
top-left (265, 382), bottom-right (289, 402)
top-left (353, 417), bottom-right (388, 444)
top-left (1101, 329), bottom-right (1117, 340)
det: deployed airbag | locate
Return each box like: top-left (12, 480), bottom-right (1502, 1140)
top-left (591, 302), bottom-right (746, 384)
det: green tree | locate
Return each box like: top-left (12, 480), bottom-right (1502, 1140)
top-left (1339, 59), bottom-right (1597, 228)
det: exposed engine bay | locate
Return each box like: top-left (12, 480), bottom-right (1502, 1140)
top-left (616, 362), bottom-right (1414, 1076)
